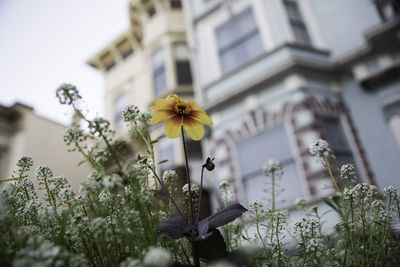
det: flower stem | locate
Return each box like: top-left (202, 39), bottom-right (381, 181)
top-left (271, 172), bottom-right (275, 210)
top-left (181, 127), bottom-right (200, 267)
top-left (196, 166), bottom-right (205, 222)
top-left (181, 127), bottom-right (194, 225)
top-left (323, 156), bottom-right (341, 193)
top-left (147, 164), bottom-right (185, 221)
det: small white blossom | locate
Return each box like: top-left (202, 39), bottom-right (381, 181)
top-left (103, 174), bottom-right (123, 191)
top-left (384, 185), bottom-right (397, 198)
top-left (218, 181), bottom-right (234, 203)
top-left (340, 164), bottom-right (356, 181)
top-left (143, 247), bottom-right (172, 267)
top-left (263, 159), bottom-right (283, 176)
top-left (182, 182), bottom-right (200, 195)
top-left (162, 170), bottom-right (177, 182)
top-left (309, 139), bottom-right (333, 166)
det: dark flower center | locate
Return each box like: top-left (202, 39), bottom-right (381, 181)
top-left (175, 103), bottom-right (191, 116)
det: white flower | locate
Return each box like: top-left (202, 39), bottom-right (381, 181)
top-left (218, 181), bottom-right (234, 202)
top-left (143, 247), bottom-right (172, 267)
top-left (182, 182), bottom-right (200, 194)
top-left (384, 185), bottom-right (397, 198)
top-left (162, 170), bottom-right (177, 181)
top-left (262, 158), bottom-right (283, 176)
top-left (340, 164), bottom-right (356, 180)
top-left (309, 139), bottom-right (333, 161)
top-left (103, 174), bottom-right (123, 191)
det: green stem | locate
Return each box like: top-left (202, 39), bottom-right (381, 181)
top-left (181, 127), bottom-right (200, 267)
top-left (181, 127), bottom-right (194, 225)
top-left (324, 157), bottom-right (340, 192)
top-left (196, 167), bottom-right (205, 222)
top-left (271, 172), bottom-right (275, 210)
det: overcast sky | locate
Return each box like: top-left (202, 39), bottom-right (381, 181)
top-left (0, 0), bottom-right (130, 125)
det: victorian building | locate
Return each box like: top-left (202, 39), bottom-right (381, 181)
top-left (182, 0), bottom-right (400, 209)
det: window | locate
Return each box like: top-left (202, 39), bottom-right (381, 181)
top-left (105, 61), bottom-right (116, 71)
top-left (152, 48), bottom-right (167, 95)
top-left (215, 7), bottom-right (264, 74)
top-left (158, 139), bottom-right (175, 170)
top-left (147, 6), bottom-right (156, 17)
top-left (383, 101), bottom-right (400, 149)
top-left (114, 93), bottom-right (127, 124)
top-left (122, 48), bottom-right (133, 59)
top-left (236, 125), bottom-right (304, 208)
top-left (320, 117), bottom-right (359, 178)
top-left (374, 0), bottom-right (400, 21)
top-left (283, 0), bottom-right (312, 45)
top-left (170, 0), bottom-right (182, 9)
top-left (174, 43), bottom-right (192, 85)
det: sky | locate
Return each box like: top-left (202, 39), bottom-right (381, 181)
top-left (0, 0), bottom-right (131, 125)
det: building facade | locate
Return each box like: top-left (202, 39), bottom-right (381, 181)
top-left (0, 103), bottom-right (91, 192)
top-left (87, 0), bottom-right (204, 178)
top-left (183, 0), bottom-right (400, 208)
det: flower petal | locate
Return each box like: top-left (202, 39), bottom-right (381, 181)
top-left (183, 117), bottom-right (204, 141)
top-left (151, 98), bottom-right (175, 111)
top-left (151, 110), bottom-right (175, 124)
top-left (165, 117), bottom-right (182, 139)
top-left (189, 102), bottom-right (213, 126)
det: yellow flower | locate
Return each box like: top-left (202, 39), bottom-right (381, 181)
top-left (151, 94), bottom-right (213, 140)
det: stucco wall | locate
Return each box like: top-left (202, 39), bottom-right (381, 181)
top-left (310, 0), bottom-right (380, 58)
top-left (6, 106), bottom-right (92, 193)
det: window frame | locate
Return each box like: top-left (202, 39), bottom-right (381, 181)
top-left (215, 7), bottom-right (264, 74)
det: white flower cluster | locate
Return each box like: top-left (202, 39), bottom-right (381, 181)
top-left (343, 183), bottom-right (377, 201)
top-left (218, 181), bottom-right (234, 203)
top-left (182, 181), bottom-right (200, 195)
top-left (103, 174), bottom-right (123, 191)
top-left (262, 158), bottom-right (283, 176)
top-left (162, 170), bottom-right (178, 183)
top-left (309, 139), bottom-right (333, 166)
top-left (340, 164), bottom-right (356, 181)
top-left (384, 185), bottom-right (397, 199)
top-left (294, 218), bottom-right (321, 239)
top-left (143, 247), bottom-right (172, 267)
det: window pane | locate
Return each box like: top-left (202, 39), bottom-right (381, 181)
top-left (154, 67), bottom-right (167, 95)
top-left (220, 33), bottom-right (263, 73)
top-left (283, 0), bottom-right (302, 21)
top-left (176, 61), bottom-right (192, 85)
top-left (243, 162), bottom-right (304, 208)
top-left (236, 125), bottom-right (304, 207)
top-left (170, 0), bottom-right (182, 9)
top-left (174, 43), bottom-right (189, 61)
top-left (283, 0), bottom-right (312, 45)
top-left (292, 23), bottom-right (311, 44)
top-left (216, 7), bottom-right (263, 73)
top-left (152, 48), bottom-right (167, 94)
top-left (152, 48), bottom-right (164, 69)
top-left (114, 93), bottom-right (127, 124)
top-left (216, 8), bottom-right (258, 50)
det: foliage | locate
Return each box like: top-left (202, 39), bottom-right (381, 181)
top-left (0, 85), bottom-right (399, 266)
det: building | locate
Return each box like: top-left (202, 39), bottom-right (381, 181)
top-left (0, 103), bottom-right (91, 192)
top-left (87, 0), bottom-right (207, 180)
top-left (183, 0), bottom-right (400, 209)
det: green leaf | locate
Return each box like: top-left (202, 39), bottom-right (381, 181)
top-left (77, 160), bottom-right (86, 166)
top-left (158, 160), bottom-right (169, 165)
top-left (0, 177), bottom-right (23, 182)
